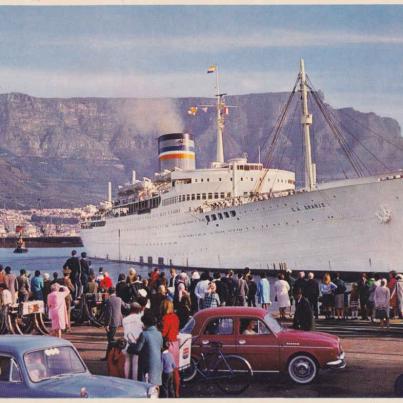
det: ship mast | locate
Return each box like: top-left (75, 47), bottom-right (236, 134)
top-left (213, 65), bottom-right (225, 165)
top-left (189, 65), bottom-right (235, 167)
top-left (299, 58), bottom-right (316, 191)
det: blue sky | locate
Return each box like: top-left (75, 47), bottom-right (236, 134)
top-left (1, 5), bottom-right (403, 129)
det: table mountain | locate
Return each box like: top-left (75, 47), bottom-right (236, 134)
top-left (0, 91), bottom-right (402, 208)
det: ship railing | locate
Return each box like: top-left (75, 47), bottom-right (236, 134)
top-left (192, 190), bottom-right (296, 213)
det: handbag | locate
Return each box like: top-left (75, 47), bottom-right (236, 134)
top-left (126, 341), bottom-right (138, 355)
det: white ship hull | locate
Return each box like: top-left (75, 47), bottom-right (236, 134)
top-left (80, 175), bottom-right (403, 273)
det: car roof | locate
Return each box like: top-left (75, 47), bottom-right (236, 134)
top-left (193, 306), bottom-right (268, 321)
top-left (0, 335), bottom-right (73, 356)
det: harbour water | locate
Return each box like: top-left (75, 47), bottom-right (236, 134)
top-left (0, 247), bottom-right (152, 282)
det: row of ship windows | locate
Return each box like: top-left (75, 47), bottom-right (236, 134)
top-left (162, 192), bottom-right (231, 206)
top-left (205, 210), bottom-right (237, 223)
top-left (192, 177), bottom-right (292, 183)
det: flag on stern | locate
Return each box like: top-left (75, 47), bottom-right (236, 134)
top-left (207, 65), bottom-right (216, 74)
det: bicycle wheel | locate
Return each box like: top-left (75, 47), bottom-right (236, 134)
top-left (213, 355), bottom-right (253, 395)
top-left (181, 357), bottom-right (199, 383)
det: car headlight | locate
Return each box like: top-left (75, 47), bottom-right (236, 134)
top-left (147, 385), bottom-right (159, 399)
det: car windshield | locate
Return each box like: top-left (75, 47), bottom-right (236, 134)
top-left (24, 346), bottom-right (86, 383)
top-left (181, 317), bottom-right (195, 334)
top-left (264, 313), bottom-right (283, 334)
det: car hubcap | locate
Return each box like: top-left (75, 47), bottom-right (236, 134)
top-left (292, 359), bottom-right (314, 380)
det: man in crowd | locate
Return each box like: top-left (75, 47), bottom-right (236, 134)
top-left (304, 272), bottom-right (320, 319)
top-left (80, 252), bottom-right (90, 293)
top-left (102, 286), bottom-right (130, 361)
top-left (63, 250), bottom-right (81, 298)
top-left (293, 288), bottom-right (314, 331)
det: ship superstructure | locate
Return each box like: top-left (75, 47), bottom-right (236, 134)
top-left (80, 61), bottom-right (403, 273)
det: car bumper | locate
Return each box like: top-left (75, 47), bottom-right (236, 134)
top-left (325, 352), bottom-right (346, 369)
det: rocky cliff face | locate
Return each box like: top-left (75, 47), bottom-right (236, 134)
top-left (0, 92), bottom-right (401, 208)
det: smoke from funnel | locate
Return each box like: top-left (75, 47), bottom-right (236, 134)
top-left (120, 98), bottom-right (184, 135)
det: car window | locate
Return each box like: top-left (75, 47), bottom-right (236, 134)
top-left (240, 318), bottom-right (271, 335)
top-left (264, 313), bottom-right (283, 334)
top-left (0, 356), bottom-right (11, 381)
top-left (204, 318), bottom-right (233, 335)
top-left (10, 359), bottom-right (22, 382)
top-left (0, 356), bottom-right (21, 383)
top-left (24, 346), bottom-right (86, 383)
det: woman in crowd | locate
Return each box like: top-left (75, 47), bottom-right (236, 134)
top-left (122, 302), bottom-right (144, 381)
top-left (202, 282), bottom-right (220, 309)
top-left (150, 285), bottom-right (168, 321)
top-left (100, 272), bottom-right (113, 291)
top-left (274, 273), bottom-right (290, 320)
top-left (61, 267), bottom-right (74, 332)
top-left (173, 273), bottom-right (191, 328)
top-left (333, 273), bottom-right (346, 320)
top-left (349, 283), bottom-right (360, 320)
top-left (4, 267), bottom-right (17, 305)
top-left (374, 278), bottom-right (390, 329)
top-left (320, 273), bottom-right (337, 319)
top-left (257, 272), bottom-right (271, 310)
top-left (87, 273), bottom-right (98, 293)
top-left (47, 283), bottom-right (70, 338)
top-left (42, 273), bottom-right (52, 305)
top-left (130, 310), bottom-right (163, 388)
top-left (160, 300), bottom-right (181, 398)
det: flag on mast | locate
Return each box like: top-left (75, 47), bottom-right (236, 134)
top-left (207, 65), bottom-right (216, 74)
top-left (187, 106), bottom-right (198, 116)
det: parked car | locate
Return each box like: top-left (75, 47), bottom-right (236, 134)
top-left (181, 306), bottom-right (346, 384)
top-left (0, 335), bottom-right (159, 398)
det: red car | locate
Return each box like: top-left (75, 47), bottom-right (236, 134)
top-left (181, 306), bottom-right (346, 384)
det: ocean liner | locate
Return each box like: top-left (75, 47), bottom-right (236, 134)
top-left (80, 60), bottom-right (403, 273)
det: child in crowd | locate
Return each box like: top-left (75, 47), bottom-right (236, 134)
top-left (160, 339), bottom-right (176, 398)
top-left (349, 283), bottom-right (360, 320)
top-left (107, 338), bottom-right (127, 378)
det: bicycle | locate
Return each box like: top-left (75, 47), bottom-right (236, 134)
top-left (181, 340), bottom-right (253, 395)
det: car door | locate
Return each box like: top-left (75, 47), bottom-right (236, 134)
top-left (236, 317), bottom-right (280, 371)
top-left (195, 316), bottom-right (237, 356)
top-left (0, 355), bottom-right (29, 397)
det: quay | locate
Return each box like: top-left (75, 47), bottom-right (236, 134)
top-left (64, 318), bottom-right (403, 398)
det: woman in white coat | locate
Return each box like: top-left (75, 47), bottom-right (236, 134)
top-left (274, 273), bottom-right (290, 320)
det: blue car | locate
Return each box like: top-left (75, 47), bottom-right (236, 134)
top-left (0, 335), bottom-right (159, 398)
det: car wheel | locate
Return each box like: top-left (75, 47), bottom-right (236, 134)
top-left (395, 374), bottom-right (403, 397)
top-left (287, 354), bottom-right (318, 384)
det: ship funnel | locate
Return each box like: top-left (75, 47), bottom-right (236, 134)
top-left (132, 170), bottom-right (136, 184)
top-left (158, 132), bottom-right (195, 172)
top-left (107, 181), bottom-right (112, 203)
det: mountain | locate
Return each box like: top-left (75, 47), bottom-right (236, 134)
top-left (0, 91), bottom-right (402, 208)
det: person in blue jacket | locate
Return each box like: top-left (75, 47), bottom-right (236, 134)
top-left (257, 272), bottom-right (271, 310)
top-left (31, 270), bottom-right (44, 300)
top-left (131, 310), bottom-right (163, 386)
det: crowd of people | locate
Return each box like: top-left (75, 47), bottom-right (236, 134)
top-left (277, 270), bottom-right (403, 329)
top-left (0, 251), bottom-right (402, 396)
